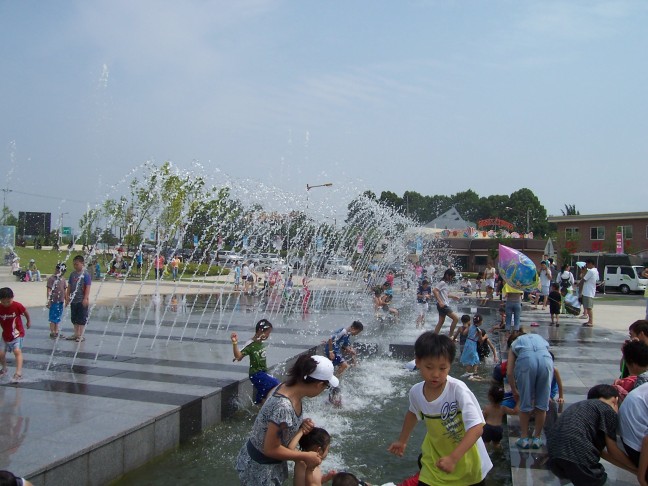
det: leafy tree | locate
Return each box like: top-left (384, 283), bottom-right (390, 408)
top-left (561, 204), bottom-right (579, 216)
top-left (378, 191), bottom-right (403, 211)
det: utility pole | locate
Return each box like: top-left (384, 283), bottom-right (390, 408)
top-left (1, 188), bottom-right (12, 225)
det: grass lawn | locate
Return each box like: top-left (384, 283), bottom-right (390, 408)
top-left (8, 247), bottom-right (229, 280)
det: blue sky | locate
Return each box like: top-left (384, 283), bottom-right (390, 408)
top-left (1, 0), bottom-right (647, 228)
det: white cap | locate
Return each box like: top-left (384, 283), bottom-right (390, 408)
top-left (307, 355), bottom-right (339, 388)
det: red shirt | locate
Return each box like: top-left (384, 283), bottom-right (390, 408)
top-left (398, 472), bottom-right (420, 486)
top-left (0, 301), bottom-right (27, 342)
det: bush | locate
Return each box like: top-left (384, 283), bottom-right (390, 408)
top-left (183, 263), bottom-right (229, 277)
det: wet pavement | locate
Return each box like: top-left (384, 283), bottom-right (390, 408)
top-left (0, 265), bottom-right (646, 485)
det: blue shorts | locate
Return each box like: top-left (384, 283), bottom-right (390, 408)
top-left (4, 337), bottom-right (23, 353)
top-left (515, 354), bottom-right (553, 412)
top-left (49, 302), bottom-right (64, 324)
top-left (250, 371), bottom-right (280, 404)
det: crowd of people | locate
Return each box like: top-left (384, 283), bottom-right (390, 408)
top-left (3, 251), bottom-right (648, 485)
top-left (228, 258), bottom-right (648, 486)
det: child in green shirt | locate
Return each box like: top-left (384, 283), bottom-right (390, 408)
top-left (231, 319), bottom-right (280, 404)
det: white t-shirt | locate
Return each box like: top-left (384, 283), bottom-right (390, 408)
top-left (434, 280), bottom-right (451, 306)
top-left (582, 267), bottom-right (599, 298)
top-left (619, 383), bottom-right (648, 451)
top-left (408, 377), bottom-right (492, 485)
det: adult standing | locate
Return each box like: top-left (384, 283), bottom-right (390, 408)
top-left (235, 354), bottom-right (337, 485)
top-left (534, 261), bottom-right (552, 310)
top-left (507, 331), bottom-right (553, 449)
top-left (581, 259), bottom-right (600, 327)
top-left (503, 283), bottom-right (523, 332)
top-left (484, 263), bottom-right (496, 294)
top-left (170, 254), bottom-right (180, 281)
top-left (154, 253), bottom-right (166, 280)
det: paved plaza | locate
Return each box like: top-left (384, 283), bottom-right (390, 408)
top-left (0, 265), bottom-right (646, 485)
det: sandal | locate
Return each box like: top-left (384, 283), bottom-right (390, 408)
top-left (582, 322), bottom-right (594, 327)
top-left (11, 373), bottom-right (22, 383)
top-left (75, 336), bottom-right (86, 342)
top-left (0, 368), bottom-right (7, 377)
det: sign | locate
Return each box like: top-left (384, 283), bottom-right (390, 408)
top-left (477, 218), bottom-right (514, 231)
top-left (0, 225), bottom-right (16, 248)
top-left (356, 235), bottom-right (364, 254)
top-left (316, 236), bottom-right (324, 253)
top-left (62, 226), bottom-right (72, 236)
top-left (616, 231), bottom-right (623, 254)
top-left (18, 211), bottom-right (51, 236)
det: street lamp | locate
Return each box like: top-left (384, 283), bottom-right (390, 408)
top-left (305, 182), bottom-right (333, 210)
top-left (306, 183), bottom-right (333, 191)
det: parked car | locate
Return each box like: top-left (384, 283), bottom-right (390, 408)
top-left (242, 253), bottom-right (262, 265)
top-left (216, 250), bottom-right (244, 265)
top-left (258, 253), bottom-right (284, 269)
top-left (324, 257), bottom-right (354, 275)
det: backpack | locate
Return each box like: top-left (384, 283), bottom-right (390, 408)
top-left (560, 275), bottom-right (571, 291)
top-left (476, 328), bottom-right (490, 360)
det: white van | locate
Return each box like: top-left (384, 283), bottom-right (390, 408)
top-left (602, 265), bottom-right (648, 294)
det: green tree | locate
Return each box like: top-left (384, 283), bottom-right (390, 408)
top-left (561, 204), bottom-right (579, 216)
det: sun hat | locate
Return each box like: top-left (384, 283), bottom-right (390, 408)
top-left (307, 355), bottom-right (339, 388)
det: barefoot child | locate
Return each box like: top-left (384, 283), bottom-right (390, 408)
top-left (388, 332), bottom-right (492, 485)
top-left (452, 315), bottom-right (471, 355)
top-left (0, 287), bottom-right (31, 382)
top-left (46, 263), bottom-right (67, 339)
top-left (548, 283), bottom-right (562, 327)
top-left (433, 268), bottom-right (461, 337)
top-left (231, 319), bottom-right (280, 404)
top-left (482, 385), bottom-right (516, 449)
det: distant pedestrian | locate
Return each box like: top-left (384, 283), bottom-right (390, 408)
top-left (46, 263), bottom-right (67, 339)
top-left (580, 259), bottom-right (599, 327)
top-left (154, 254), bottom-right (166, 280)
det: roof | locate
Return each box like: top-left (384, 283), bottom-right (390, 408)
top-left (547, 211), bottom-right (648, 223)
top-left (424, 207), bottom-right (476, 229)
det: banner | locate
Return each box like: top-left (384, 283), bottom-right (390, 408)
top-left (242, 236), bottom-right (249, 250)
top-left (356, 235), bottom-right (364, 254)
top-left (316, 236), bottom-right (324, 253)
top-left (616, 232), bottom-right (623, 254)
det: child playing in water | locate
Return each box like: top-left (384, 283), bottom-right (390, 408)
top-left (479, 286), bottom-right (494, 307)
top-left (475, 273), bottom-right (483, 298)
top-left (231, 319), bottom-right (280, 404)
top-left (388, 332), bottom-right (492, 485)
top-left (452, 315), bottom-right (471, 355)
top-left (433, 268), bottom-right (461, 337)
top-left (482, 385), bottom-right (516, 449)
top-left (548, 384), bottom-right (637, 486)
top-left (0, 287), bottom-right (31, 383)
top-left (548, 282), bottom-right (562, 326)
top-left (620, 319), bottom-right (648, 378)
top-left (491, 306), bottom-right (506, 332)
top-left (460, 315), bottom-right (482, 378)
top-left (291, 427), bottom-right (336, 486)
